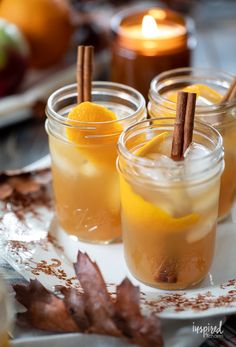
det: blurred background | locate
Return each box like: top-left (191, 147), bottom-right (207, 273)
top-left (0, 0), bottom-right (236, 170)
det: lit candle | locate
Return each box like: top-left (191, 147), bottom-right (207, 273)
top-left (111, 8), bottom-right (195, 98)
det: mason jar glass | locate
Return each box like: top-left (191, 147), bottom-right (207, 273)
top-left (46, 81), bottom-right (146, 244)
top-left (117, 118), bottom-right (224, 290)
top-left (0, 276), bottom-right (12, 347)
top-left (148, 67), bottom-right (236, 220)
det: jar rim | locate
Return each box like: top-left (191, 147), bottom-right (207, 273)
top-left (46, 81), bottom-right (146, 127)
top-left (118, 117), bottom-right (223, 172)
top-left (149, 67), bottom-right (235, 112)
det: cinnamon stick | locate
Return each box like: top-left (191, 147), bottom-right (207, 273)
top-left (76, 45), bottom-right (94, 103)
top-left (156, 92), bottom-right (197, 285)
top-left (171, 92), bottom-right (188, 160)
top-left (77, 46), bottom-right (85, 104)
top-left (155, 258), bottom-right (177, 284)
top-left (171, 91), bottom-right (197, 160)
top-left (221, 76), bottom-right (236, 103)
top-left (183, 93), bottom-right (197, 153)
top-left (83, 46), bottom-right (93, 102)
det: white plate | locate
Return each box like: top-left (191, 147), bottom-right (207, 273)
top-left (1, 159), bottom-right (236, 320)
top-left (11, 333), bottom-right (132, 347)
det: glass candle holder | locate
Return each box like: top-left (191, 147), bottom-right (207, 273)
top-left (46, 81), bottom-right (146, 244)
top-left (148, 67), bottom-right (236, 220)
top-left (111, 7), bottom-right (196, 98)
top-left (117, 118), bottom-right (224, 290)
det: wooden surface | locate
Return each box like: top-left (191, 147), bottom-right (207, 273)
top-left (0, 1), bottom-right (236, 170)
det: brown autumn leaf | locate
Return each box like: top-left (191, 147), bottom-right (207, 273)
top-left (56, 286), bottom-right (90, 331)
top-left (0, 183), bottom-right (13, 199)
top-left (0, 168), bottom-right (51, 200)
top-left (8, 177), bottom-right (41, 195)
top-left (14, 280), bottom-right (79, 332)
top-left (115, 278), bottom-right (163, 347)
top-left (14, 252), bottom-right (163, 347)
top-left (115, 277), bottom-right (141, 336)
top-left (74, 252), bottom-right (121, 336)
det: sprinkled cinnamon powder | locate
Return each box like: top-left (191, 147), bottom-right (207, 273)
top-left (145, 283), bottom-right (236, 313)
top-left (2, 167), bottom-right (236, 316)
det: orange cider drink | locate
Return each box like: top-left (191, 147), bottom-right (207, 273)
top-left (148, 68), bottom-right (236, 220)
top-left (46, 82), bottom-right (146, 243)
top-left (117, 118), bottom-right (224, 289)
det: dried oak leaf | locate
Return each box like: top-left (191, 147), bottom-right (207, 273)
top-left (14, 252), bottom-right (163, 347)
top-left (8, 177), bottom-right (41, 195)
top-left (56, 286), bottom-right (90, 331)
top-left (115, 278), bottom-right (163, 347)
top-left (74, 252), bottom-right (121, 336)
top-left (0, 168), bottom-right (51, 200)
top-left (0, 183), bottom-right (13, 199)
top-left (13, 280), bottom-right (79, 332)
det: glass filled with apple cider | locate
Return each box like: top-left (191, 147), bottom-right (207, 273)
top-left (117, 118), bottom-right (224, 289)
top-left (46, 82), bottom-right (146, 244)
top-left (148, 68), bottom-right (236, 220)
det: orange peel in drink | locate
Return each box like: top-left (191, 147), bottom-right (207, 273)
top-left (121, 131), bottom-right (200, 232)
top-left (164, 84), bottom-right (222, 107)
top-left (182, 84), bottom-right (222, 104)
top-left (120, 177), bottom-right (199, 234)
top-left (66, 102), bottom-right (123, 169)
top-left (135, 132), bottom-right (169, 157)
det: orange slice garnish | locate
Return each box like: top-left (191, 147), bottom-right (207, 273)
top-left (183, 84), bottom-right (222, 104)
top-left (164, 84), bottom-right (222, 107)
top-left (135, 132), bottom-right (169, 157)
top-left (120, 177), bottom-right (199, 234)
top-left (66, 102), bottom-right (123, 169)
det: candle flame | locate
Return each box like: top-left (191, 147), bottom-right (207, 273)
top-left (142, 15), bottom-right (159, 38)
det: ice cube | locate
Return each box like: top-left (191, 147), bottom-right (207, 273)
top-left (154, 135), bottom-right (173, 156)
top-left (196, 96), bottom-right (214, 106)
top-left (190, 183), bottom-right (220, 214)
top-left (147, 152), bottom-right (172, 164)
top-left (186, 210), bottom-right (217, 243)
top-left (137, 153), bottom-right (176, 181)
top-left (138, 150), bottom-right (190, 185)
top-left (184, 142), bottom-right (209, 159)
top-left (50, 140), bottom-right (86, 175)
top-left (184, 142), bottom-right (211, 176)
top-left (80, 161), bottom-right (101, 177)
top-left (51, 150), bottom-right (81, 175)
top-left (135, 153), bottom-right (192, 216)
